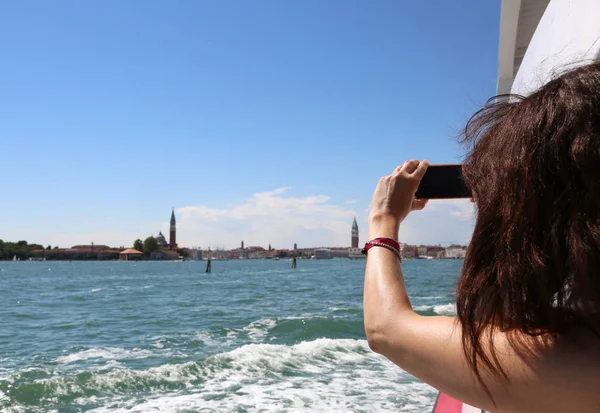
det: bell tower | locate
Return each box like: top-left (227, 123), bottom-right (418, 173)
top-left (169, 208), bottom-right (177, 250)
top-left (351, 217), bottom-right (359, 248)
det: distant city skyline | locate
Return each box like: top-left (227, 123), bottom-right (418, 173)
top-left (7, 199), bottom-right (473, 250)
top-left (163, 195), bottom-right (474, 250)
top-left (1, 1), bottom-right (494, 248)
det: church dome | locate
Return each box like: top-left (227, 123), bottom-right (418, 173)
top-left (156, 231), bottom-right (168, 247)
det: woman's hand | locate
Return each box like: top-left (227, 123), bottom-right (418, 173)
top-left (368, 160), bottom-right (429, 239)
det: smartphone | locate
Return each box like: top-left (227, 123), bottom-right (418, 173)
top-left (415, 164), bottom-right (472, 199)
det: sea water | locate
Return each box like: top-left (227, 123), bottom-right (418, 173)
top-left (0, 259), bottom-right (462, 412)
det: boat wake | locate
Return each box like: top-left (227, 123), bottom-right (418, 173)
top-left (1, 339), bottom-right (437, 413)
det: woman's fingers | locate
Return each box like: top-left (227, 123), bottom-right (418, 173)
top-left (393, 162), bottom-right (406, 174)
top-left (393, 159), bottom-right (429, 176)
top-left (401, 159), bottom-right (420, 174)
top-left (412, 198), bottom-right (429, 211)
top-left (412, 160), bottom-right (429, 179)
top-left (370, 160), bottom-right (429, 225)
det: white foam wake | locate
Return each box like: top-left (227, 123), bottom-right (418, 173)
top-left (220, 314), bottom-right (343, 344)
top-left (241, 317), bottom-right (278, 341)
top-left (83, 338), bottom-right (437, 412)
top-left (413, 303), bottom-right (456, 316)
top-left (54, 347), bottom-right (154, 364)
top-left (411, 296), bottom-right (444, 300)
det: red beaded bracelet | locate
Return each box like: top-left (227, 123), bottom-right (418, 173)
top-left (362, 238), bottom-right (402, 260)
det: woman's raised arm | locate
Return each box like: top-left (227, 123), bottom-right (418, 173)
top-left (363, 160), bottom-right (600, 413)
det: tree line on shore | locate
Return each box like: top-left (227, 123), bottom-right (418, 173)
top-left (0, 240), bottom-right (46, 260)
top-left (0, 237), bottom-right (188, 261)
top-left (132, 237), bottom-right (188, 259)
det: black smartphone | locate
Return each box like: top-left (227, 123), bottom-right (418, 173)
top-left (415, 164), bottom-right (472, 199)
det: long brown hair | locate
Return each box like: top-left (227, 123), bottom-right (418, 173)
top-left (457, 61), bottom-right (600, 395)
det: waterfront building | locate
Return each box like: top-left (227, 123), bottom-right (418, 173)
top-left (416, 245), bottom-right (446, 258)
top-left (330, 248), bottom-right (349, 258)
top-left (119, 248), bottom-right (143, 261)
top-left (72, 244), bottom-right (110, 251)
top-left (232, 247), bottom-right (249, 259)
top-left (426, 245), bottom-right (445, 258)
top-left (348, 248), bottom-right (364, 259)
top-left (445, 245), bottom-right (467, 259)
top-left (150, 250), bottom-right (179, 260)
top-left (29, 248), bottom-right (120, 260)
top-left (211, 248), bottom-right (229, 260)
top-left (314, 249), bottom-right (333, 259)
top-left (246, 246), bottom-right (267, 259)
top-left (185, 248), bottom-right (203, 260)
top-left (400, 244), bottom-right (417, 259)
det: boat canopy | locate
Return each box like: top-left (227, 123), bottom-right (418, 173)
top-left (497, 0), bottom-right (600, 96)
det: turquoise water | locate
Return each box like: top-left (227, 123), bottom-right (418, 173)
top-left (0, 259), bottom-right (462, 412)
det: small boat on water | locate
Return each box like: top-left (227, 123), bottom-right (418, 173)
top-left (12, 255), bottom-right (17, 261)
top-left (433, 0), bottom-right (600, 411)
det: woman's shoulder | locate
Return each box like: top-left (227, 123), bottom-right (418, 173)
top-left (512, 330), bottom-right (600, 412)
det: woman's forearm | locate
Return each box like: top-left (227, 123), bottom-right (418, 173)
top-left (364, 217), bottom-right (414, 351)
top-left (363, 161), bottom-right (428, 351)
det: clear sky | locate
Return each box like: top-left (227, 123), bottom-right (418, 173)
top-left (1, 0), bottom-right (500, 249)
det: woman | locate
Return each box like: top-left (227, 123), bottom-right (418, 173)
top-left (363, 61), bottom-right (600, 413)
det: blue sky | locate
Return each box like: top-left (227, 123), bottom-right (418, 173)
top-left (0, 0), bottom-right (500, 249)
